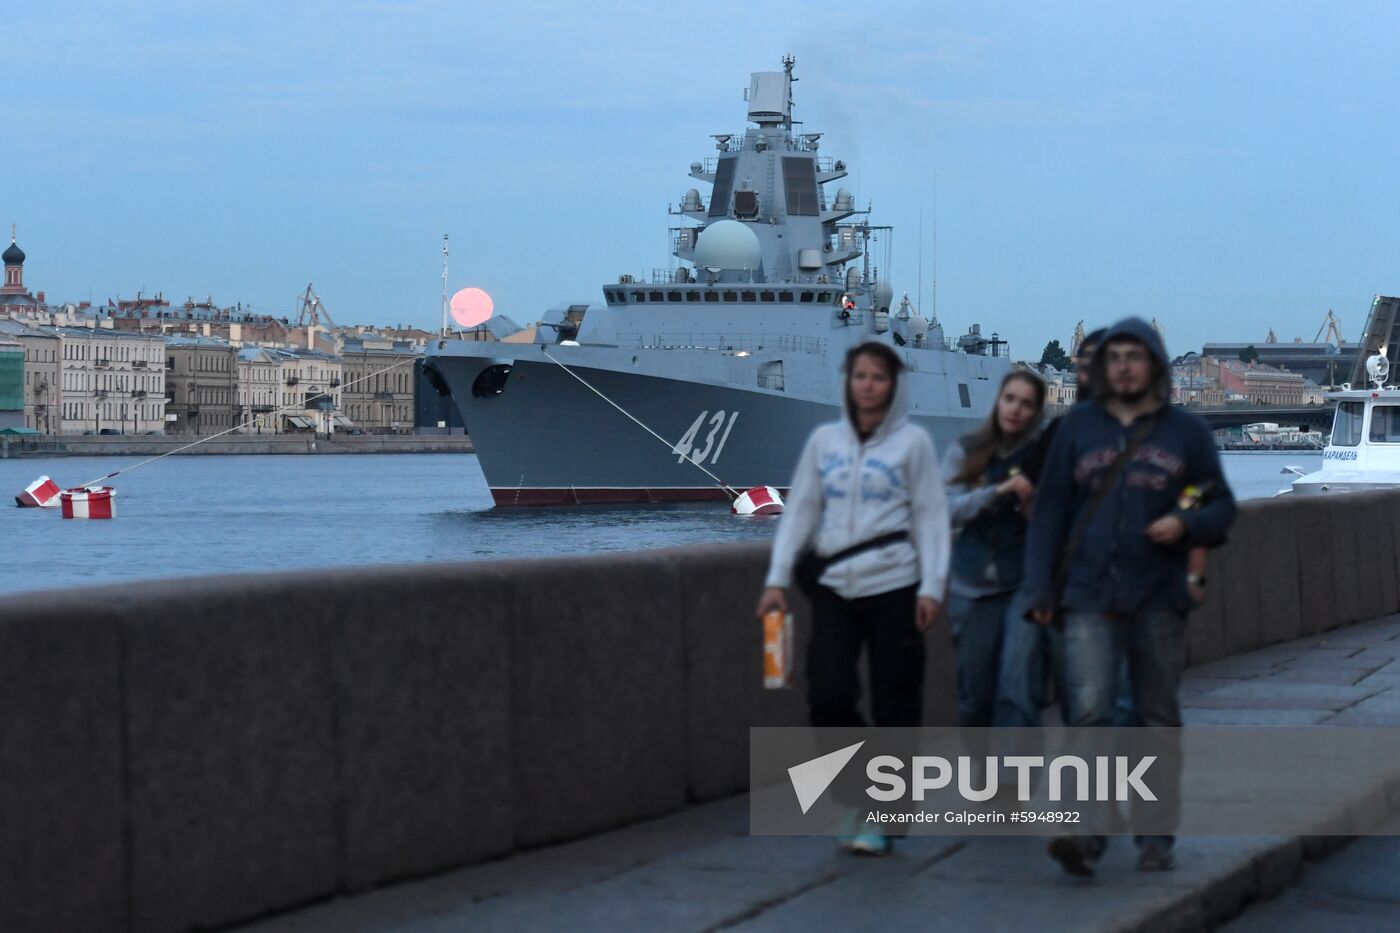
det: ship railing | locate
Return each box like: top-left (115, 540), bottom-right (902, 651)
top-left (616, 332), bottom-right (827, 355)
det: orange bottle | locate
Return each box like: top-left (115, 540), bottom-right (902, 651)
top-left (762, 610), bottom-right (794, 689)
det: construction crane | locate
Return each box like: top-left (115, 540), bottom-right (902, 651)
top-left (1266, 328), bottom-right (1278, 343)
top-left (1314, 309), bottom-right (1345, 347)
top-left (296, 284), bottom-right (336, 328)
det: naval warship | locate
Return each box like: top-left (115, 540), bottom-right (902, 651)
top-left (424, 58), bottom-right (1012, 505)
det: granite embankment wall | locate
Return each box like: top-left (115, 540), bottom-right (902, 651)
top-left (52, 433), bottom-right (473, 456)
top-left (2, 491), bottom-right (1399, 933)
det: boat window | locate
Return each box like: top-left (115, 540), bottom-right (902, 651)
top-left (704, 291), bottom-right (720, 303)
top-left (816, 291), bottom-right (830, 302)
top-left (799, 291), bottom-right (814, 304)
top-left (686, 291), bottom-right (702, 302)
top-left (1332, 401), bottom-right (1364, 446)
top-left (958, 384), bottom-right (972, 408)
top-left (722, 291), bottom-right (739, 302)
top-left (633, 290), bottom-right (648, 303)
top-left (741, 291), bottom-right (757, 302)
top-left (649, 291), bottom-right (664, 303)
top-left (760, 291), bottom-right (776, 303)
top-left (667, 291), bottom-right (682, 303)
top-left (778, 292), bottom-right (794, 303)
top-left (1369, 405), bottom-right (1400, 443)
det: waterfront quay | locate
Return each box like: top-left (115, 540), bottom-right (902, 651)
top-left (0, 432), bottom-right (473, 458)
top-left (5, 492), bottom-right (1400, 932)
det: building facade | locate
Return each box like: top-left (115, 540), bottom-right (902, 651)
top-left (53, 325), bottom-right (167, 434)
top-left (165, 336), bottom-right (239, 435)
top-left (0, 339), bottom-right (22, 430)
top-left (236, 347), bottom-right (283, 433)
top-left (339, 334), bottom-right (419, 433)
top-left (0, 317), bottom-right (61, 432)
top-left (276, 349), bottom-right (343, 434)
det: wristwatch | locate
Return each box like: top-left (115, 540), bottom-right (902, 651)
top-left (1187, 573), bottom-right (1207, 587)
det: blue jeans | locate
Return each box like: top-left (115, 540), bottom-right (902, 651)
top-left (1054, 610), bottom-right (1186, 841)
top-left (949, 591), bottom-right (1050, 728)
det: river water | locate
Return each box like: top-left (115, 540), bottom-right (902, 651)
top-left (0, 451), bottom-right (1322, 596)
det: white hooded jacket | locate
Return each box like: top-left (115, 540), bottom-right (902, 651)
top-left (764, 365), bottom-right (950, 601)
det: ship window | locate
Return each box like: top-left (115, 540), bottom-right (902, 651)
top-left (709, 157), bottom-right (736, 217)
top-left (649, 291), bottom-right (664, 302)
top-left (667, 291), bottom-right (682, 302)
top-left (760, 291), bottom-right (776, 303)
top-left (633, 290), bottom-right (648, 303)
top-left (1369, 405), bottom-right (1400, 443)
top-left (722, 291), bottom-right (739, 302)
top-left (958, 384), bottom-right (972, 408)
top-left (778, 292), bottom-right (794, 302)
top-left (799, 291), bottom-right (814, 304)
top-left (604, 290), bottom-right (617, 303)
top-left (781, 157), bottom-right (820, 216)
top-left (686, 291), bottom-right (702, 302)
top-left (733, 190), bottom-right (760, 219)
top-left (1332, 401), bottom-right (1364, 446)
top-left (704, 291), bottom-right (720, 303)
top-left (816, 291), bottom-right (830, 302)
top-left (741, 291), bottom-right (757, 302)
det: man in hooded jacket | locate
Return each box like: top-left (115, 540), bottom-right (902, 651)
top-left (1023, 317), bottom-right (1236, 875)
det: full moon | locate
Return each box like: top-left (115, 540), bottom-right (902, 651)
top-left (450, 287), bottom-right (494, 328)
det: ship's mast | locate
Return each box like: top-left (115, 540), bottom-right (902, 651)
top-left (441, 234), bottom-right (450, 336)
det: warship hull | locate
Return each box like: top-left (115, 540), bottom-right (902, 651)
top-left (429, 342), bottom-right (997, 506)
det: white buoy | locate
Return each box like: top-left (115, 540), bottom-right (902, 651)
top-left (732, 486), bottom-right (784, 516)
top-left (16, 475), bottom-right (61, 508)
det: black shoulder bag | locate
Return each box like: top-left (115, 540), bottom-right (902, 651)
top-left (793, 530), bottom-right (910, 596)
top-left (1042, 417), bottom-right (1156, 626)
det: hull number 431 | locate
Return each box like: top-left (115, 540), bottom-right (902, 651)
top-left (673, 410), bottom-right (740, 465)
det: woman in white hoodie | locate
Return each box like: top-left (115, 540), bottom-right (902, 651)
top-left (756, 341), bottom-right (952, 853)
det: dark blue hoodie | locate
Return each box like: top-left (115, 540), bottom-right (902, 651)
top-left (1022, 317), bottom-right (1237, 616)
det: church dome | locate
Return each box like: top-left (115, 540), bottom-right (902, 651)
top-left (2, 240), bottom-right (23, 265)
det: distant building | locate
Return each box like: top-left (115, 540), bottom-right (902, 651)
top-left (236, 347), bottom-right (282, 433)
top-left (1202, 357), bottom-right (1307, 406)
top-left (338, 333), bottom-right (418, 433)
top-left (0, 317), bottom-right (61, 432)
top-left (276, 348), bottom-right (343, 434)
top-left (0, 339), bottom-right (22, 430)
top-left (50, 324), bottom-right (167, 434)
top-left (1201, 340), bottom-right (1354, 386)
top-left (165, 336), bottom-right (239, 435)
top-left (0, 230), bottom-right (46, 316)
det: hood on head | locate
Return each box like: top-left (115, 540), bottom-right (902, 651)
top-left (1089, 317), bottom-right (1172, 402)
top-left (842, 342), bottom-right (911, 442)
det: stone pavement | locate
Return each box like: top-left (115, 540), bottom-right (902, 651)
top-left (237, 614), bottom-right (1400, 933)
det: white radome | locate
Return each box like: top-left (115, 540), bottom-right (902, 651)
top-left (693, 220), bottom-right (763, 272)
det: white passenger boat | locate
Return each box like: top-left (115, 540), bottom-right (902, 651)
top-left (1289, 354), bottom-right (1400, 494)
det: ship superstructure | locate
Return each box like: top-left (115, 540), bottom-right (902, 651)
top-left (425, 58), bottom-right (1012, 505)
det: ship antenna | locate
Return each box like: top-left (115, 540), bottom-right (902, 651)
top-left (917, 202), bottom-right (923, 316)
top-left (931, 171), bottom-right (938, 323)
top-left (440, 234), bottom-right (450, 337)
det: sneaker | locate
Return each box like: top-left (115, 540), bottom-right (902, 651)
top-left (1136, 837), bottom-right (1175, 872)
top-left (1048, 835), bottom-right (1105, 877)
top-left (846, 829), bottom-right (891, 856)
top-left (835, 810), bottom-right (861, 851)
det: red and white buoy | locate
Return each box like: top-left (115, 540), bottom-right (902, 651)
top-left (732, 485), bottom-right (784, 516)
top-left (60, 486), bottom-right (118, 520)
top-left (16, 475), bottom-right (62, 509)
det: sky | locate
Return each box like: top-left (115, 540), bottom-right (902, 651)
top-left (5, 1), bottom-right (1399, 361)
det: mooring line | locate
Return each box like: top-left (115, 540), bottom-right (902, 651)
top-left (539, 346), bottom-right (739, 498)
top-left (78, 356), bottom-right (421, 487)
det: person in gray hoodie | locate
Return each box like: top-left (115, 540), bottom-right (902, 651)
top-left (757, 340), bottom-right (951, 855)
